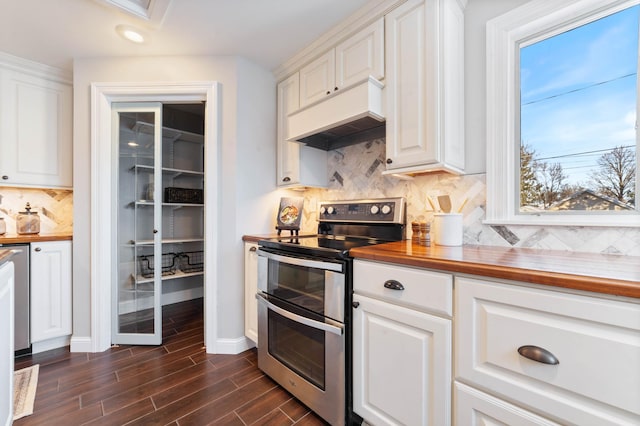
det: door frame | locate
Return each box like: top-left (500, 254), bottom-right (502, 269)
top-left (89, 81), bottom-right (220, 352)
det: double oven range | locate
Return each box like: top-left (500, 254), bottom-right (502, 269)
top-left (256, 198), bottom-right (406, 425)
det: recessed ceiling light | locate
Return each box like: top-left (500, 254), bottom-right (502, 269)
top-left (116, 24), bottom-right (147, 43)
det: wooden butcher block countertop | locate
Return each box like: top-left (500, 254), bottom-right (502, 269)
top-left (350, 241), bottom-right (640, 299)
top-left (0, 233), bottom-right (72, 244)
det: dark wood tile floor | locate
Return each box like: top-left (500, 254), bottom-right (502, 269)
top-left (14, 298), bottom-right (329, 425)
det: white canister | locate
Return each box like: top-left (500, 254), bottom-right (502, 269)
top-left (433, 213), bottom-right (463, 246)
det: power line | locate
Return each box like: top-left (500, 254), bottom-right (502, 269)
top-left (533, 144), bottom-right (636, 162)
top-left (521, 73), bottom-right (637, 106)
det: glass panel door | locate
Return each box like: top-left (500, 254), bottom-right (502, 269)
top-left (112, 102), bottom-right (163, 345)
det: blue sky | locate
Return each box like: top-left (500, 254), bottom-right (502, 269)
top-left (520, 4), bottom-right (639, 186)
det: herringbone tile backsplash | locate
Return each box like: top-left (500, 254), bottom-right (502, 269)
top-left (0, 187), bottom-right (73, 234)
top-left (299, 139), bottom-right (640, 256)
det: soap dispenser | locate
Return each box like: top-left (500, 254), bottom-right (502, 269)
top-left (16, 202), bottom-right (40, 234)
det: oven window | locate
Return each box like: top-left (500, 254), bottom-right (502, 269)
top-left (268, 307), bottom-right (325, 390)
top-left (268, 260), bottom-right (325, 315)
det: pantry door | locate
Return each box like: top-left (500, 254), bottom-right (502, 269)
top-left (111, 102), bottom-right (163, 345)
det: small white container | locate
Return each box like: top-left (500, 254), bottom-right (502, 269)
top-left (433, 213), bottom-right (463, 246)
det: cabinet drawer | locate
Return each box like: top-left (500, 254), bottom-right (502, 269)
top-left (454, 382), bottom-right (559, 426)
top-left (354, 259), bottom-right (452, 317)
top-left (456, 277), bottom-right (640, 425)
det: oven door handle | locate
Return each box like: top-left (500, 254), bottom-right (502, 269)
top-left (257, 249), bottom-right (343, 273)
top-left (256, 293), bottom-right (344, 336)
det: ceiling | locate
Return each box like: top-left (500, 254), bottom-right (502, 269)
top-left (0, 0), bottom-right (370, 72)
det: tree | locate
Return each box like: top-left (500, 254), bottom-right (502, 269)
top-left (537, 162), bottom-right (569, 208)
top-left (589, 145), bottom-right (636, 205)
top-left (520, 144), bottom-right (541, 206)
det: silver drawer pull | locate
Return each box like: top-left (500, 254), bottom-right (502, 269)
top-left (518, 345), bottom-right (559, 365)
top-left (384, 279), bottom-right (405, 291)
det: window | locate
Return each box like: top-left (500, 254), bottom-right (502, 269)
top-left (486, 0), bottom-right (640, 227)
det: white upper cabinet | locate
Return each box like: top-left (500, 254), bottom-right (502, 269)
top-left (336, 18), bottom-right (385, 89)
top-left (276, 73), bottom-right (328, 188)
top-left (0, 53), bottom-right (72, 188)
top-left (299, 50), bottom-right (336, 109)
top-left (384, 0), bottom-right (465, 175)
top-left (299, 18), bottom-right (385, 109)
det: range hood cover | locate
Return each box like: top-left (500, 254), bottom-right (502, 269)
top-left (287, 76), bottom-right (385, 151)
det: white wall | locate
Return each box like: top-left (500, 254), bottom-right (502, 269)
top-left (464, 0), bottom-right (530, 174)
top-left (72, 55), bottom-right (277, 346)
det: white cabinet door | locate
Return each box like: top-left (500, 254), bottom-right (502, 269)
top-left (0, 261), bottom-right (14, 426)
top-left (300, 18), bottom-right (384, 109)
top-left (276, 73), bottom-right (327, 188)
top-left (299, 50), bottom-right (336, 108)
top-left (336, 18), bottom-right (384, 89)
top-left (384, 0), bottom-right (465, 174)
top-left (277, 73), bottom-right (301, 185)
top-left (353, 293), bottom-right (451, 426)
top-left (30, 241), bottom-right (72, 343)
top-left (244, 243), bottom-right (258, 345)
top-left (0, 69), bottom-right (72, 188)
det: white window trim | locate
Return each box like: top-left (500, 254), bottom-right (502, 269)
top-left (485, 0), bottom-right (640, 227)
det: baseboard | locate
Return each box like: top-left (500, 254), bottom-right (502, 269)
top-left (32, 335), bottom-right (71, 354)
top-left (69, 336), bottom-right (95, 353)
top-left (211, 337), bottom-right (255, 355)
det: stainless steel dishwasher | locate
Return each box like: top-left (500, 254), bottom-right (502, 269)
top-left (1, 244), bottom-right (30, 355)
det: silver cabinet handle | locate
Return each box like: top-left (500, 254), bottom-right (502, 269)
top-left (249, 246), bottom-right (257, 252)
top-left (518, 345), bottom-right (559, 365)
top-left (1, 175), bottom-right (8, 180)
top-left (256, 292), bottom-right (343, 336)
top-left (34, 247), bottom-right (42, 252)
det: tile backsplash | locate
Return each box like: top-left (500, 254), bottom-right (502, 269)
top-left (0, 187), bottom-right (73, 234)
top-left (299, 139), bottom-right (640, 256)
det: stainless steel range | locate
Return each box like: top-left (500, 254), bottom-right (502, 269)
top-left (256, 198), bottom-right (406, 425)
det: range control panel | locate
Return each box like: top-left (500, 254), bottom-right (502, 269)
top-left (318, 198), bottom-right (405, 224)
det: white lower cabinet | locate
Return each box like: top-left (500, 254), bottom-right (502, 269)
top-left (244, 242), bottom-right (258, 345)
top-left (30, 241), bottom-right (72, 345)
top-left (455, 276), bottom-right (640, 426)
top-left (353, 260), bottom-right (452, 426)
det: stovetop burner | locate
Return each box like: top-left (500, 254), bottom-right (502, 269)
top-left (259, 198), bottom-right (406, 259)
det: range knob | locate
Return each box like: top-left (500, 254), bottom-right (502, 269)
top-left (320, 206), bottom-right (326, 215)
top-left (327, 206), bottom-right (336, 215)
top-left (370, 205), bottom-right (380, 214)
top-left (381, 204), bottom-right (392, 215)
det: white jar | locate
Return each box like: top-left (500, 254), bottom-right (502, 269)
top-left (433, 213), bottom-right (463, 246)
